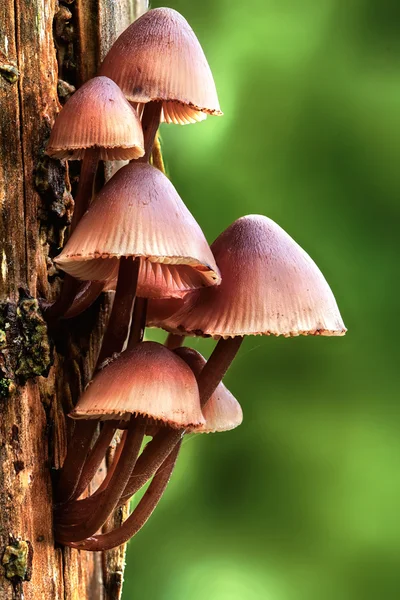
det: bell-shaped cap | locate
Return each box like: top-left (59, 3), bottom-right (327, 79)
top-left (99, 8), bottom-right (222, 125)
top-left (46, 76), bottom-right (145, 160)
top-left (157, 215), bottom-right (347, 337)
top-left (54, 162), bottom-right (221, 298)
top-left (175, 347), bottom-right (243, 433)
top-left (70, 342), bottom-right (205, 428)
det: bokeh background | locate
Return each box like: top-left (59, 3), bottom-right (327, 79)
top-left (123, 1), bottom-right (400, 599)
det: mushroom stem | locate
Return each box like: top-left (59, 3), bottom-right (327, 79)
top-left (55, 421), bottom-right (98, 503)
top-left (45, 148), bottom-right (100, 320)
top-left (138, 102), bottom-right (163, 163)
top-left (197, 337), bottom-right (243, 408)
top-left (62, 280), bottom-right (105, 319)
top-left (128, 297), bottom-right (148, 348)
top-left (55, 417), bottom-right (146, 543)
top-left (96, 256), bottom-right (140, 366)
top-left (165, 333), bottom-right (184, 350)
top-left (56, 427), bottom-right (183, 525)
top-left (72, 422), bottom-right (117, 500)
top-left (94, 429), bottom-right (127, 496)
top-left (63, 440), bottom-right (181, 551)
top-left (56, 256), bottom-right (140, 502)
top-left (70, 148), bottom-right (100, 232)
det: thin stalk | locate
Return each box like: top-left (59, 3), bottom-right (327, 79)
top-left (165, 333), bottom-right (184, 350)
top-left (64, 440), bottom-right (182, 551)
top-left (56, 257), bottom-right (140, 503)
top-left (46, 148), bottom-right (100, 320)
top-left (128, 297), bottom-right (148, 349)
top-left (94, 430), bottom-right (127, 496)
top-left (96, 256), bottom-right (140, 367)
top-left (56, 417), bottom-right (146, 543)
top-left (197, 337), bottom-right (243, 408)
top-left (72, 422), bottom-right (117, 500)
top-left (63, 280), bottom-right (105, 319)
top-left (56, 427), bottom-right (183, 525)
top-left (70, 148), bottom-right (100, 231)
top-left (138, 102), bottom-right (163, 163)
top-left (55, 421), bottom-right (98, 503)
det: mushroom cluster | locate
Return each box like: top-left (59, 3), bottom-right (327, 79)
top-left (47, 7), bottom-right (346, 551)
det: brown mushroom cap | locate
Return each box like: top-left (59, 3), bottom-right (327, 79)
top-left (156, 215), bottom-right (347, 338)
top-left (99, 8), bottom-right (222, 124)
top-left (70, 342), bottom-right (205, 429)
top-left (54, 162), bottom-right (221, 298)
top-left (175, 347), bottom-right (243, 433)
top-left (46, 76), bottom-right (144, 160)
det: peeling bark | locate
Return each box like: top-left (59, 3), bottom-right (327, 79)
top-left (0, 1), bottom-right (144, 598)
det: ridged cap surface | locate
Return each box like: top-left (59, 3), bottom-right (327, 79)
top-left (55, 162), bottom-right (221, 298)
top-left (70, 342), bottom-right (205, 428)
top-left (46, 76), bottom-right (144, 160)
top-left (158, 215), bottom-right (347, 338)
top-left (99, 8), bottom-right (222, 124)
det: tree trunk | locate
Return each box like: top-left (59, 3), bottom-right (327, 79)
top-left (0, 1), bottom-right (146, 598)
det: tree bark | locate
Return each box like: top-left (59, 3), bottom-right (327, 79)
top-left (0, 1), bottom-right (146, 598)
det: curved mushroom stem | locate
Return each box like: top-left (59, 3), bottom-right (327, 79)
top-left (96, 256), bottom-right (140, 366)
top-left (63, 440), bottom-right (182, 551)
top-left (94, 429), bottom-right (127, 496)
top-left (165, 333), bottom-right (184, 350)
top-left (197, 337), bottom-right (243, 408)
top-left (62, 280), bottom-right (105, 319)
top-left (72, 421), bottom-right (117, 500)
top-left (45, 148), bottom-right (100, 320)
top-left (70, 148), bottom-right (100, 231)
top-left (138, 102), bottom-right (163, 163)
top-left (55, 420), bottom-right (98, 503)
top-left (56, 427), bottom-right (183, 525)
top-left (56, 256), bottom-right (140, 503)
top-left (55, 417), bottom-right (146, 543)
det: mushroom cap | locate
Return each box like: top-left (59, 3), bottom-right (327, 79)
top-left (46, 76), bottom-right (144, 160)
top-left (54, 162), bottom-right (221, 298)
top-left (99, 7), bottom-right (222, 124)
top-left (156, 215), bottom-right (347, 338)
top-left (70, 341), bottom-right (205, 429)
top-left (175, 347), bottom-right (243, 433)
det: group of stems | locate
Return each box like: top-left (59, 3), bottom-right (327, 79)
top-left (54, 100), bottom-right (244, 550)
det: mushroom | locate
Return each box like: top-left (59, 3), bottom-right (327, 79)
top-left (99, 7), bottom-right (222, 164)
top-left (46, 75), bottom-right (144, 233)
top-left (45, 76), bottom-right (144, 318)
top-left (54, 162), bottom-right (221, 299)
top-left (99, 7), bottom-right (222, 124)
top-left (153, 214), bottom-right (346, 405)
top-left (108, 213), bottom-right (346, 503)
top-left (55, 341), bottom-right (203, 544)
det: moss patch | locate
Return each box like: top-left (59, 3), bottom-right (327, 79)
top-left (1, 539), bottom-right (32, 583)
top-left (15, 299), bottom-right (52, 381)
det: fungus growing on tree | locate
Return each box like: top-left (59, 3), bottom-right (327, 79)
top-left (55, 342), bottom-right (202, 545)
top-left (54, 161), bottom-right (221, 297)
top-left (45, 76), bottom-right (144, 317)
top-left (99, 7), bottom-right (222, 125)
top-left (48, 5), bottom-right (346, 559)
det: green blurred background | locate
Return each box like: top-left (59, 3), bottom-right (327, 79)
top-left (123, 1), bottom-right (400, 598)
